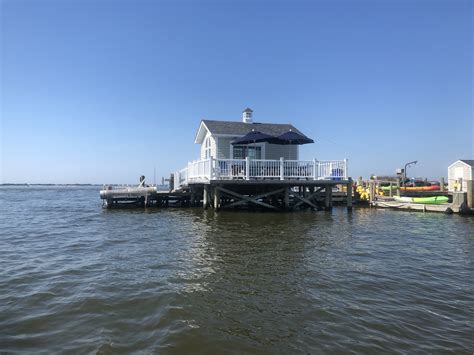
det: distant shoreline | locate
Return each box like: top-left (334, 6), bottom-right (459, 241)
top-left (0, 183), bottom-right (169, 187)
top-left (0, 183), bottom-right (101, 186)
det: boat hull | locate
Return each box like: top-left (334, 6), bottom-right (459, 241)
top-left (393, 196), bottom-right (449, 205)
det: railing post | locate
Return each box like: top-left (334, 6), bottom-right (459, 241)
top-left (280, 157), bottom-right (284, 180)
top-left (344, 158), bottom-right (348, 180)
top-left (313, 158), bottom-right (317, 180)
top-left (209, 157), bottom-right (214, 180)
top-left (245, 157), bottom-right (250, 180)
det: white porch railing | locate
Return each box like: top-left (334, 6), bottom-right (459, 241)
top-left (174, 157), bottom-right (348, 189)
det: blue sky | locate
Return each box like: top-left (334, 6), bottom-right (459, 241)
top-left (1, 0), bottom-right (472, 184)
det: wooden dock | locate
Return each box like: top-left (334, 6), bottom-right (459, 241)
top-left (358, 179), bottom-right (474, 215)
top-left (371, 196), bottom-right (460, 214)
top-left (100, 179), bottom-right (353, 211)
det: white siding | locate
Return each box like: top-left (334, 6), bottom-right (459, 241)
top-left (448, 161), bottom-right (473, 191)
top-left (216, 137), bottom-right (232, 159)
top-left (264, 143), bottom-right (298, 160)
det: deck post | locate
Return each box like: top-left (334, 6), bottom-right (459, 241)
top-left (280, 157), bottom-right (284, 180)
top-left (369, 181), bottom-right (375, 204)
top-left (440, 177), bottom-right (445, 192)
top-left (325, 185), bottom-right (332, 211)
top-left (347, 178), bottom-right (353, 211)
top-left (245, 157), bottom-right (250, 180)
top-left (203, 184), bottom-right (209, 209)
top-left (313, 158), bottom-right (317, 180)
top-left (389, 182), bottom-right (393, 197)
top-left (209, 157), bottom-right (214, 180)
top-left (284, 187), bottom-right (290, 210)
top-left (396, 177), bottom-right (401, 196)
top-left (214, 186), bottom-right (221, 210)
top-left (344, 158), bottom-right (348, 180)
top-left (467, 180), bottom-right (473, 209)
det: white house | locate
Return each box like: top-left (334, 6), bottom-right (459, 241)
top-left (174, 108), bottom-right (348, 188)
top-left (448, 159), bottom-right (474, 191)
top-left (194, 108), bottom-right (301, 161)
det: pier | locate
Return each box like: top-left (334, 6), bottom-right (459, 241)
top-left (100, 157), bottom-right (353, 212)
top-left (354, 178), bottom-right (474, 215)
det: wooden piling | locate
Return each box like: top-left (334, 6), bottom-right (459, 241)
top-left (203, 185), bottom-right (209, 208)
top-left (284, 188), bottom-right (290, 210)
top-left (369, 181), bottom-right (375, 205)
top-left (347, 178), bottom-right (353, 211)
top-left (214, 186), bottom-right (221, 210)
top-left (467, 180), bottom-right (473, 209)
top-left (440, 177), bottom-right (445, 192)
top-left (325, 185), bottom-right (332, 210)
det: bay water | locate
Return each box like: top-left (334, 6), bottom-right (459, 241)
top-left (0, 186), bottom-right (473, 353)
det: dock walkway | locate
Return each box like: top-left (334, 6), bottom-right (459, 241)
top-left (100, 178), bottom-right (353, 211)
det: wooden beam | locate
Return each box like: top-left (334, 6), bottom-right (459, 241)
top-left (291, 191), bottom-right (318, 209)
top-left (216, 186), bottom-right (283, 210)
top-left (291, 189), bottom-right (321, 209)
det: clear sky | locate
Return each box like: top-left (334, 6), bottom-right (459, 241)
top-left (1, 0), bottom-right (472, 184)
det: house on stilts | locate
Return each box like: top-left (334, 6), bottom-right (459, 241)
top-left (172, 108), bottom-right (352, 211)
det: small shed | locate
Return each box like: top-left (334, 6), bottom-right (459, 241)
top-left (448, 159), bottom-right (474, 191)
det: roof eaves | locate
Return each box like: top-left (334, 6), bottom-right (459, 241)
top-left (460, 159), bottom-right (474, 166)
top-left (194, 120), bottom-right (210, 144)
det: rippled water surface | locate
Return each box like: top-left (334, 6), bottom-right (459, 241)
top-left (0, 186), bottom-right (473, 353)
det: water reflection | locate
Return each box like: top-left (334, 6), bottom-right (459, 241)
top-left (155, 208), bottom-right (361, 353)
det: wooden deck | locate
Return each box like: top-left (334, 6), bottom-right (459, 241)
top-left (100, 178), bottom-right (353, 211)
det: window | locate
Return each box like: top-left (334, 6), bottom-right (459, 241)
top-left (233, 145), bottom-right (261, 159)
top-left (204, 137), bottom-right (211, 158)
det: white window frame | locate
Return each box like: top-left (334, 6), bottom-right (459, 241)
top-left (230, 142), bottom-right (266, 159)
top-left (204, 136), bottom-right (212, 159)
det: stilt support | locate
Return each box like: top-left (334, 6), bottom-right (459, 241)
top-left (347, 178), bottom-right (353, 212)
top-left (217, 186), bottom-right (284, 210)
top-left (203, 185), bottom-right (209, 209)
top-left (325, 185), bottom-right (333, 210)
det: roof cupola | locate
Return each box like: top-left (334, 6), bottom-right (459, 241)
top-left (242, 107), bottom-right (253, 123)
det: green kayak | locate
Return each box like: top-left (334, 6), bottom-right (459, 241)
top-left (381, 185), bottom-right (398, 191)
top-left (394, 196), bottom-right (449, 205)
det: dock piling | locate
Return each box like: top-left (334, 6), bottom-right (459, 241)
top-left (325, 185), bottom-right (333, 210)
top-left (467, 180), bottom-right (473, 209)
top-left (214, 186), bottom-right (221, 210)
top-left (203, 185), bottom-right (209, 209)
top-left (284, 188), bottom-right (290, 210)
top-left (347, 178), bottom-right (353, 211)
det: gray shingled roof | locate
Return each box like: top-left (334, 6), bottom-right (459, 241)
top-left (460, 159), bottom-right (474, 166)
top-left (202, 120), bottom-right (305, 136)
